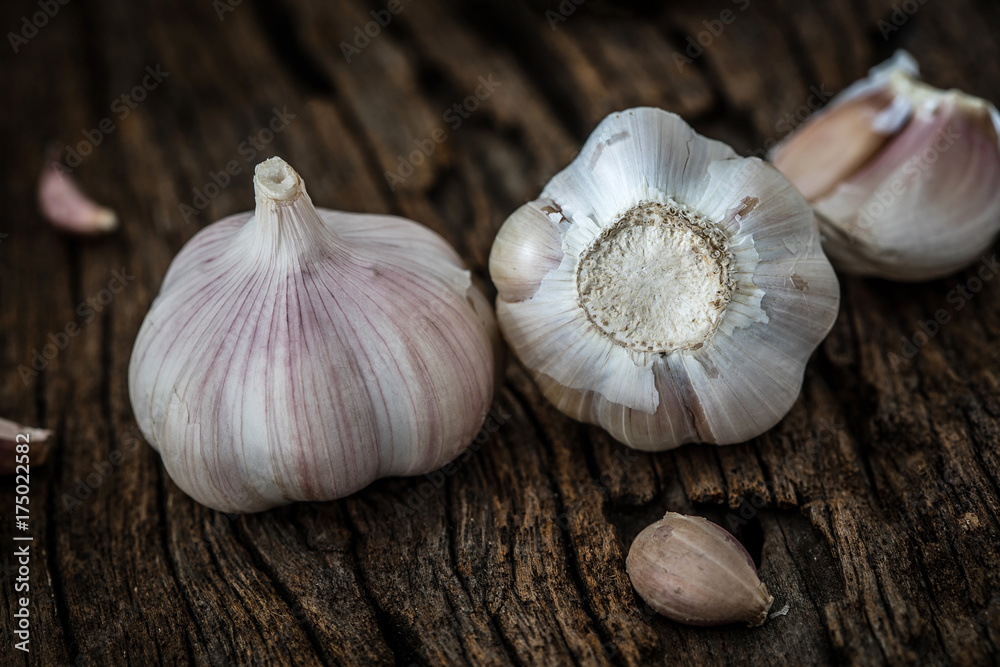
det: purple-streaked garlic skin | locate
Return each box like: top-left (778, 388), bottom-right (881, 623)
top-left (772, 51), bottom-right (1000, 281)
top-left (38, 162), bottom-right (118, 234)
top-left (128, 157), bottom-right (498, 513)
top-left (626, 512), bottom-right (774, 627)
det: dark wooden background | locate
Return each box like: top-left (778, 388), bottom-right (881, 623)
top-left (2, 0), bottom-right (999, 664)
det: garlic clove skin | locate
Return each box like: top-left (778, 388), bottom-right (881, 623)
top-left (490, 107), bottom-right (840, 450)
top-left (129, 157), bottom-right (498, 513)
top-left (772, 51), bottom-right (1000, 281)
top-left (0, 417), bottom-right (52, 475)
top-left (626, 512), bottom-right (774, 627)
top-left (771, 51), bottom-right (917, 204)
top-left (0, 416), bottom-right (52, 445)
top-left (38, 161), bottom-right (118, 234)
top-left (490, 204), bottom-right (564, 303)
top-left (769, 89), bottom-right (906, 203)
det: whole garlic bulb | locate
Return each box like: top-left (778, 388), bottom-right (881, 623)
top-left (489, 107), bottom-right (840, 450)
top-left (626, 512), bottom-right (774, 626)
top-left (771, 51), bottom-right (1000, 281)
top-left (129, 157), bottom-right (498, 513)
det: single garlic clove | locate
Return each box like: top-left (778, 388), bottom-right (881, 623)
top-left (489, 107), bottom-right (840, 449)
top-left (38, 162), bottom-right (118, 234)
top-left (771, 89), bottom-right (908, 202)
top-left (0, 417), bottom-right (52, 475)
top-left (771, 51), bottom-right (1000, 281)
top-left (626, 512), bottom-right (774, 627)
top-left (490, 203), bottom-right (564, 304)
top-left (129, 157), bottom-right (499, 513)
top-left (771, 51), bottom-right (917, 203)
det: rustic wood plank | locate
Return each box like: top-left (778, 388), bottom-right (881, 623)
top-left (1, 0), bottom-right (999, 665)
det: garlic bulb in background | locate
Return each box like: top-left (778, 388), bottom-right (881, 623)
top-left (626, 512), bottom-right (773, 626)
top-left (129, 157), bottom-right (498, 513)
top-left (490, 107), bottom-right (839, 450)
top-left (771, 51), bottom-right (1000, 281)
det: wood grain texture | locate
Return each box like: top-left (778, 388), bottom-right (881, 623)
top-left (1, 0), bottom-right (999, 664)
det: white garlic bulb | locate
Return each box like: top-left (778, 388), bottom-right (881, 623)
top-left (771, 51), bottom-right (1000, 281)
top-left (489, 108), bottom-right (839, 450)
top-left (129, 157), bottom-right (498, 513)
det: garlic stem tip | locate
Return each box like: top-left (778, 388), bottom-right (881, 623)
top-left (253, 156), bottom-right (302, 202)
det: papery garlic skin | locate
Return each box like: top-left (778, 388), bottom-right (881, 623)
top-left (129, 157), bottom-right (497, 513)
top-left (772, 51), bottom-right (1000, 281)
top-left (490, 108), bottom-right (839, 450)
top-left (626, 512), bottom-right (773, 627)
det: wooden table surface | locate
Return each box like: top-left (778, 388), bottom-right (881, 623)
top-left (2, 0), bottom-right (999, 664)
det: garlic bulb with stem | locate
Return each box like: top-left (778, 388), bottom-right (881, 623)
top-left (626, 511), bottom-right (774, 627)
top-left (771, 51), bottom-right (1000, 281)
top-left (129, 157), bottom-right (499, 513)
top-left (489, 107), bottom-right (840, 450)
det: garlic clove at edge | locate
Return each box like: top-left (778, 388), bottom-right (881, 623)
top-left (626, 512), bottom-right (774, 627)
top-left (490, 107), bottom-right (840, 450)
top-left (0, 416), bottom-right (53, 475)
top-left (129, 157), bottom-right (499, 513)
top-left (772, 51), bottom-right (1000, 281)
top-left (769, 88), bottom-right (909, 203)
top-left (770, 51), bottom-right (918, 204)
top-left (38, 161), bottom-right (118, 234)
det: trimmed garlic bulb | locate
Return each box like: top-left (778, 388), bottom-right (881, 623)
top-left (772, 51), bottom-right (1000, 281)
top-left (129, 157), bottom-right (498, 513)
top-left (489, 107), bottom-right (839, 450)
